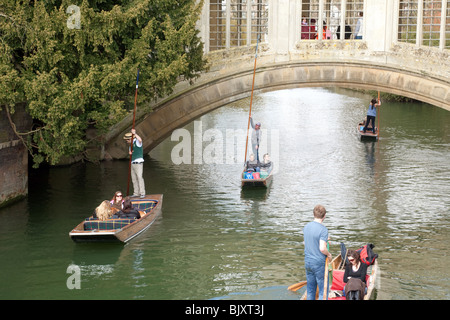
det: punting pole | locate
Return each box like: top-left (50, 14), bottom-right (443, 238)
top-left (127, 69), bottom-right (140, 196)
top-left (244, 37), bottom-right (259, 165)
top-left (377, 91), bottom-right (380, 137)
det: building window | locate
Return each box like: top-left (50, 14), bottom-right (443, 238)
top-left (301, 0), bottom-right (319, 40)
top-left (210, 0), bottom-right (226, 51)
top-left (346, 0), bottom-right (364, 39)
top-left (323, 0), bottom-right (342, 40)
top-left (300, 0), bottom-right (364, 40)
top-left (398, 0), bottom-right (419, 44)
top-left (209, 0), bottom-right (268, 52)
top-left (250, 0), bottom-right (269, 44)
top-left (422, 0), bottom-right (442, 47)
top-left (445, 0), bottom-right (450, 49)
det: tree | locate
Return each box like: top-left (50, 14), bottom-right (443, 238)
top-left (0, 0), bottom-right (207, 167)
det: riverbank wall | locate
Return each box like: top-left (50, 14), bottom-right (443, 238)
top-left (0, 105), bottom-right (32, 208)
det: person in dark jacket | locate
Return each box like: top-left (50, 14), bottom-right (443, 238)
top-left (343, 250), bottom-right (368, 299)
top-left (114, 196), bottom-right (141, 219)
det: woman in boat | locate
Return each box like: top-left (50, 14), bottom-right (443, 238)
top-left (343, 250), bottom-right (368, 299)
top-left (110, 191), bottom-right (124, 211)
top-left (115, 196), bottom-right (142, 219)
top-left (94, 200), bottom-right (114, 221)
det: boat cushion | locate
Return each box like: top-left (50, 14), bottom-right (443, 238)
top-left (84, 219), bottom-right (136, 231)
top-left (131, 200), bottom-right (158, 213)
top-left (330, 270), bottom-right (370, 291)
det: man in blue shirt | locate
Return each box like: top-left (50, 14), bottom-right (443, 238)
top-left (363, 98), bottom-right (381, 134)
top-left (303, 205), bottom-right (332, 300)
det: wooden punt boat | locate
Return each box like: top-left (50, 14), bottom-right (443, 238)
top-left (301, 253), bottom-right (378, 300)
top-left (69, 194), bottom-right (163, 243)
top-left (241, 168), bottom-right (273, 187)
top-left (357, 123), bottom-right (379, 141)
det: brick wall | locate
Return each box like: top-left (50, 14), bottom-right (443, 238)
top-left (0, 104), bottom-right (32, 208)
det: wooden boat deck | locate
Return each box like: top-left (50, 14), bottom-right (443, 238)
top-left (358, 124), bottom-right (379, 141)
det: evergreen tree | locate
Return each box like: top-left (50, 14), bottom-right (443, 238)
top-left (0, 0), bottom-right (207, 166)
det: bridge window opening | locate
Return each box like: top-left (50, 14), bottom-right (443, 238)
top-left (422, 0), bottom-right (442, 47)
top-left (398, 0), bottom-right (419, 44)
top-left (209, 0), bottom-right (268, 52)
top-left (321, 0), bottom-right (338, 39)
top-left (346, 0), bottom-right (364, 39)
top-left (301, 0), bottom-right (319, 40)
top-left (446, 1), bottom-right (450, 49)
top-left (250, 0), bottom-right (269, 44)
top-left (230, 0), bottom-right (247, 47)
top-left (300, 0), bottom-right (364, 40)
top-left (210, 0), bottom-right (227, 51)
top-left (398, 0), bottom-right (449, 49)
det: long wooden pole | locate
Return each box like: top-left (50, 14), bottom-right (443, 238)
top-left (244, 37), bottom-right (259, 164)
top-left (377, 91), bottom-right (380, 137)
top-left (127, 69), bottom-right (140, 196)
top-left (323, 257), bottom-right (329, 300)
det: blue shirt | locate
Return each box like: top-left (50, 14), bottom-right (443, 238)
top-left (303, 221), bottom-right (328, 264)
top-left (367, 104), bottom-right (377, 117)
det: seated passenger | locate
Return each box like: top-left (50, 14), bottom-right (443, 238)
top-left (246, 154), bottom-right (260, 172)
top-left (113, 196), bottom-right (142, 219)
top-left (260, 153), bottom-right (272, 172)
top-left (110, 191), bottom-right (124, 212)
top-left (93, 200), bottom-right (114, 221)
top-left (343, 250), bottom-right (368, 300)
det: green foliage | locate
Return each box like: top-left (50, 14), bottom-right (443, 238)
top-left (0, 0), bottom-right (207, 167)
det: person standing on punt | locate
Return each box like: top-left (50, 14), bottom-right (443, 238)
top-left (250, 116), bottom-right (261, 162)
top-left (363, 98), bottom-right (381, 134)
top-left (124, 128), bottom-right (146, 198)
top-left (303, 204), bottom-right (332, 300)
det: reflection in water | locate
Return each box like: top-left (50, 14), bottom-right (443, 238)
top-left (0, 88), bottom-right (448, 300)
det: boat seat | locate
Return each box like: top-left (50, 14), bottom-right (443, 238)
top-left (330, 270), bottom-right (370, 291)
top-left (84, 219), bottom-right (136, 231)
top-left (131, 200), bottom-right (158, 213)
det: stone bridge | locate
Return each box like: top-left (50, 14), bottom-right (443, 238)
top-left (103, 0), bottom-right (449, 159)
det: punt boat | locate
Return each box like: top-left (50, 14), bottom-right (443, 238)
top-left (241, 168), bottom-right (273, 187)
top-left (300, 253), bottom-right (378, 300)
top-left (358, 122), bottom-right (379, 141)
top-left (69, 194), bottom-right (163, 243)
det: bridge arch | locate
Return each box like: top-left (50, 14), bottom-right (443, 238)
top-left (105, 57), bottom-right (449, 159)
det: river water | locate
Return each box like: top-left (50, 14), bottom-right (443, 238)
top-left (0, 88), bottom-right (449, 300)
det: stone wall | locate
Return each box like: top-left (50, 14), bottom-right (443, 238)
top-left (0, 104), bottom-right (32, 208)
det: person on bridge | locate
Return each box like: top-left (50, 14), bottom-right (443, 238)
top-left (124, 129), bottom-right (146, 198)
top-left (354, 12), bottom-right (364, 39)
top-left (250, 116), bottom-right (262, 162)
top-left (303, 204), bottom-right (332, 300)
top-left (363, 98), bottom-right (381, 134)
